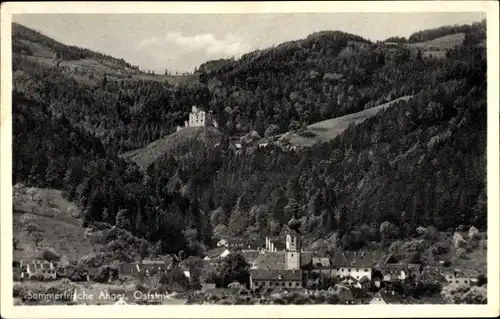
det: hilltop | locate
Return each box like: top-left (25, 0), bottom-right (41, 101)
top-left (121, 126), bottom-right (223, 169)
top-left (12, 22), bottom-right (199, 86)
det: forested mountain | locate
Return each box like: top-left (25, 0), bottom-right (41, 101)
top-left (12, 20), bottom-right (487, 256)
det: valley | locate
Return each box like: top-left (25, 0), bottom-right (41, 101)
top-left (10, 17), bottom-right (488, 305)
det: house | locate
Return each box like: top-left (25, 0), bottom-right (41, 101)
top-left (307, 257), bottom-right (337, 278)
top-left (216, 237), bottom-right (247, 249)
top-left (21, 261), bottom-right (56, 280)
top-left (358, 276), bottom-right (371, 290)
top-left (330, 251), bottom-right (375, 280)
top-left (369, 290), bottom-right (403, 304)
top-left (216, 238), bottom-right (228, 247)
top-left (453, 269), bottom-right (479, 286)
top-left (249, 269), bottom-right (303, 290)
top-left (119, 262), bottom-right (140, 279)
top-left (431, 267), bottom-right (479, 286)
top-left (176, 105), bottom-right (218, 132)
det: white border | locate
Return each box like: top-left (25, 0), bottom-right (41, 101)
top-left (1, 2), bottom-right (499, 318)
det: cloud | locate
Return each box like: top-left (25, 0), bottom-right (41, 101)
top-left (136, 31), bottom-right (252, 59)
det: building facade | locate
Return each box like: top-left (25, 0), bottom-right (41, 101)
top-left (249, 269), bottom-right (303, 290)
top-left (285, 230), bottom-right (301, 270)
top-left (177, 106), bottom-right (218, 132)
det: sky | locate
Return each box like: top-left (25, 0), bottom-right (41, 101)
top-left (13, 12), bottom-right (485, 74)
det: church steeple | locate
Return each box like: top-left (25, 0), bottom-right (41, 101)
top-left (285, 216), bottom-right (302, 270)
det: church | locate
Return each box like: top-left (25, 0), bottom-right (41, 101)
top-left (249, 217), bottom-right (309, 290)
top-left (248, 216), bottom-right (377, 290)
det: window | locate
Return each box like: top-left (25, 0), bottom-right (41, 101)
top-left (356, 276), bottom-right (359, 279)
top-left (464, 280), bottom-right (468, 284)
top-left (288, 282), bottom-right (292, 287)
top-left (291, 253), bottom-right (294, 257)
top-left (348, 269), bottom-right (351, 272)
top-left (365, 269), bottom-right (369, 272)
top-left (456, 280), bottom-right (459, 283)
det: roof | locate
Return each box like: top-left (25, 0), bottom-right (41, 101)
top-left (253, 252), bottom-right (286, 270)
top-left (454, 268), bottom-right (479, 278)
top-left (206, 247), bottom-right (227, 259)
top-left (241, 250), bottom-right (261, 262)
top-left (142, 255), bottom-right (173, 265)
top-left (351, 287), bottom-right (372, 300)
top-left (250, 269), bottom-right (302, 281)
top-left (119, 263), bottom-right (138, 275)
top-left (28, 262), bottom-right (53, 271)
top-left (416, 267), bottom-right (448, 283)
top-left (331, 251), bottom-right (375, 268)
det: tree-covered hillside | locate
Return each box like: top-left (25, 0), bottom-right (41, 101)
top-left (12, 20), bottom-right (487, 256)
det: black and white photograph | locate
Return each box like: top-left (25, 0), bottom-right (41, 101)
top-left (1, 1), bottom-right (499, 318)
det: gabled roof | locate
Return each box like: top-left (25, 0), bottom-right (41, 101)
top-left (331, 251), bottom-right (375, 268)
top-left (253, 252), bottom-right (286, 270)
top-left (206, 247), bottom-right (227, 259)
top-left (241, 250), bottom-right (261, 262)
top-left (250, 269), bottom-right (302, 281)
top-left (119, 263), bottom-right (138, 275)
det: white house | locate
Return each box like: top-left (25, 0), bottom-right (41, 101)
top-left (22, 261), bottom-right (57, 280)
top-left (330, 252), bottom-right (374, 280)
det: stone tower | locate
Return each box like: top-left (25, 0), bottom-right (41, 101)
top-left (285, 217), bottom-right (301, 270)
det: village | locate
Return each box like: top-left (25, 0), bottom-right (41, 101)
top-left (14, 215), bottom-right (485, 305)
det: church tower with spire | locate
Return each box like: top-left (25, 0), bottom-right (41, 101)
top-left (285, 217), bottom-right (302, 270)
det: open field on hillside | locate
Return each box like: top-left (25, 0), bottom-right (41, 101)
top-left (23, 54), bottom-right (198, 85)
top-left (121, 126), bottom-right (223, 169)
top-left (408, 33), bottom-right (466, 50)
top-left (13, 187), bottom-right (92, 262)
top-left (280, 95), bottom-right (413, 147)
